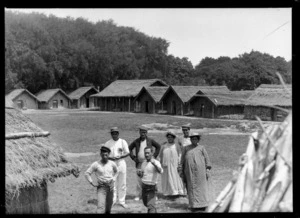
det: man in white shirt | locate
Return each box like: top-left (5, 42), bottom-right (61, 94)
top-left (104, 127), bottom-right (130, 208)
top-left (138, 146), bottom-right (163, 213)
top-left (85, 146), bottom-right (118, 214)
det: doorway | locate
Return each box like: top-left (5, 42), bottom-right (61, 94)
top-left (53, 100), bottom-right (58, 108)
top-left (172, 101), bottom-right (176, 114)
top-left (17, 100), bottom-right (23, 109)
top-left (86, 98), bottom-right (89, 108)
top-left (145, 101), bottom-right (149, 113)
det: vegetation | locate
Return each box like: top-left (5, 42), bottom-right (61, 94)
top-left (5, 10), bottom-right (291, 95)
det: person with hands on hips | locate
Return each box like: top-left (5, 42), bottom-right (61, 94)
top-left (139, 146), bottom-right (163, 213)
top-left (85, 146), bottom-right (118, 214)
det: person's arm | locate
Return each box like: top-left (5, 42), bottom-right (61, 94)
top-left (85, 162), bottom-right (97, 187)
top-left (115, 139), bottom-right (130, 160)
top-left (128, 140), bottom-right (137, 162)
top-left (150, 159), bottom-right (163, 174)
top-left (202, 146), bottom-right (212, 170)
top-left (151, 139), bottom-right (161, 158)
top-left (178, 146), bottom-right (187, 178)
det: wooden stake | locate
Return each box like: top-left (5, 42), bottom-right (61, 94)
top-left (6, 131), bottom-right (50, 140)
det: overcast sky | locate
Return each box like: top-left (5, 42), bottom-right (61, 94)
top-left (6, 8), bottom-right (291, 66)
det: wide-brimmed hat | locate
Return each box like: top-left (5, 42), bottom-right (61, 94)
top-left (166, 131), bottom-right (176, 138)
top-left (139, 126), bottom-right (148, 132)
top-left (181, 125), bottom-right (190, 130)
top-left (109, 127), bottom-right (119, 133)
top-left (100, 146), bottom-right (111, 153)
top-left (189, 132), bottom-right (201, 139)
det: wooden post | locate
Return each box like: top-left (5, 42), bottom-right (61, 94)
top-left (105, 98), bottom-right (107, 111)
top-left (129, 98), bottom-right (131, 112)
top-left (181, 103), bottom-right (183, 115)
top-left (153, 101), bottom-right (156, 114)
top-left (212, 105), bottom-right (215, 118)
top-left (162, 101), bottom-right (164, 111)
top-left (123, 97), bottom-right (125, 111)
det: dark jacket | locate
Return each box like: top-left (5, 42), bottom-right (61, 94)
top-left (129, 137), bottom-right (161, 168)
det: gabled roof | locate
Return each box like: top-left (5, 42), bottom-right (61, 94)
top-left (188, 86), bottom-right (243, 106)
top-left (6, 89), bottom-right (39, 102)
top-left (135, 86), bottom-right (169, 103)
top-left (245, 84), bottom-right (292, 107)
top-left (5, 107), bottom-right (79, 196)
top-left (68, 87), bottom-right (99, 100)
top-left (5, 96), bottom-right (15, 109)
top-left (90, 79), bottom-right (168, 98)
top-left (36, 89), bottom-right (71, 102)
top-left (161, 86), bottom-right (203, 103)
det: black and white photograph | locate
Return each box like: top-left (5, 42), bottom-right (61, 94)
top-left (5, 8), bottom-right (292, 214)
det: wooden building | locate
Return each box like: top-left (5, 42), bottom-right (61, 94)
top-left (134, 86), bottom-right (169, 114)
top-left (68, 87), bottom-right (99, 109)
top-left (160, 86), bottom-right (203, 115)
top-left (244, 84), bottom-right (292, 121)
top-left (189, 87), bottom-right (252, 118)
top-left (5, 104), bottom-right (79, 214)
top-left (36, 89), bottom-right (71, 109)
top-left (5, 89), bottom-right (39, 109)
top-left (90, 79), bottom-right (168, 112)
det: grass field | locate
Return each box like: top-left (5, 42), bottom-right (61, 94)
top-left (25, 109), bottom-right (250, 213)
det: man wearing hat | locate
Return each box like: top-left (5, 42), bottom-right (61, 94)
top-left (85, 146), bottom-right (118, 214)
top-left (104, 127), bottom-right (130, 208)
top-left (129, 126), bottom-right (161, 201)
top-left (178, 125), bottom-right (191, 150)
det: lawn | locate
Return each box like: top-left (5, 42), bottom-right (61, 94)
top-left (25, 110), bottom-right (250, 213)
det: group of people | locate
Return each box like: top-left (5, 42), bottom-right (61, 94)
top-left (85, 125), bottom-right (213, 214)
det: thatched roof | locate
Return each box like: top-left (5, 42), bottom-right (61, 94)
top-left (5, 97), bottom-right (15, 109)
top-left (135, 86), bottom-right (169, 103)
top-left (68, 87), bottom-right (99, 100)
top-left (36, 89), bottom-right (71, 102)
top-left (160, 86), bottom-right (203, 103)
top-left (90, 79), bottom-right (168, 98)
top-left (5, 108), bottom-right (80, 197)
top-left (245, 84), bottom-right (292, 107)
top-left (188, 87), bottom-right (254, 106)
top-left (6, 89), bottom-right (39, 102)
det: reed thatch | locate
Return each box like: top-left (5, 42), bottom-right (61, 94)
top-left (208, 111), bottom-right (292, 212)
top-left (68, 86), bottom-right (98, 100)
top-left (161, 86), bottom-right (204, 103)
top-left (36, 89), bottom-right (71, 102)
top-left (245, 84), bottom-right (292, 107)
top-left (6, 89), bottom-right (39, 102)
top-left (135, 86), bottom-right (169, 103)
top-left (91, 79), bottom-right (168, 98)
top-left (5, 107), bottom-right (80, 200)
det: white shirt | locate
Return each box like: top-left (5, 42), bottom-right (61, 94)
top-left (138, 139), bottom-right (147, 162)
top-left (104, 138), bottom-right (129, 165)
top-left (85, 160), bottom-right (118, 184)
top-left (141, 159), bottom-right (163, 185)
top-left (178, 136), bottom-right (191, 147)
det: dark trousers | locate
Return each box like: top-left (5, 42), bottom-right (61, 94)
top-left (142, 183), bottom-right (157, 213)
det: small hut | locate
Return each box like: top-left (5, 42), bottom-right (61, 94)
top-left (189, 88), bottom-right (253, 119)
top-left (244, 84), bottom-right (292, 121)
top-left (5, 89), bottom-right (39, 109)
top-left (134, 86), bottom-right (169, 114)
top-left (5, 105), bottom-right (80, 214)
top-left (36, 89), bottom-right (71, 109)
top-left (68, 87), bottom-right (99, 109)
top-left (160, 86), bottom-right (202, 116)
top-left (90, 79), bottom-right (168, 112)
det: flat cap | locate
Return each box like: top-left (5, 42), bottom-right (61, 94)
top-left (100, 146), bottom-right (111, 153)
top-left (182, 125), bottom-right (190, 130)
top-left (139, 126), bottom-right (148, 132)
top-left (109, 127), bottom-right (119, 133)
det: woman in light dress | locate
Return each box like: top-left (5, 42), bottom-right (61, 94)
top-left (159, 131), bottom-right (184, 198)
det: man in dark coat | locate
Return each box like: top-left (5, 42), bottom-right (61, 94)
top-left (129, 126), bottom-right (161, 201)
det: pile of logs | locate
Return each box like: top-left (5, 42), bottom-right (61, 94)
top-left (208, 112), bottom-right (292, 212)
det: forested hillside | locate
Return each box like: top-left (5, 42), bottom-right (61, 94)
top-left (5, 11), bottom-right (291, 94)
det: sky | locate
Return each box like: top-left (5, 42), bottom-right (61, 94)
top-left (6, 8), bottom-right (292, 67)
